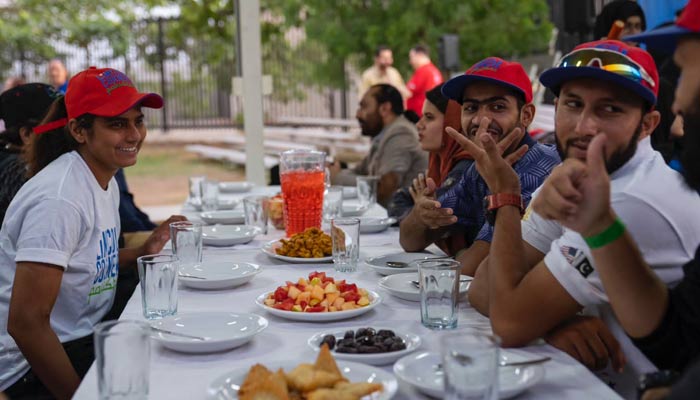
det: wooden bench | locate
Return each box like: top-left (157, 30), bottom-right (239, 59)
top-left (276, 116), bottom-right (358, 130)
top-left (185, 144), bottom-right (279, 169)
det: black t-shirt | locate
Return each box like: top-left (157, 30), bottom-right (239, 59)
top-left (633, 244), bottom-right (700, 371)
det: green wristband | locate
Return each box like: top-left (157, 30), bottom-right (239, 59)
top-left (584, 218), bottom-right (626, 249)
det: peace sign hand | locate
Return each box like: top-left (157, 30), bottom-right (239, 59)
top-left (446, 116), bottom-right (528, 194)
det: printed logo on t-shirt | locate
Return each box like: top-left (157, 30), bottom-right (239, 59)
top-left (559, 245), bottom-right (594, 278)
top-left (90, 226), bottom-right (119, 299)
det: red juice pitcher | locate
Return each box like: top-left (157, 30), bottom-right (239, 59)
top-left (279, 150), bottom-right (327, 236)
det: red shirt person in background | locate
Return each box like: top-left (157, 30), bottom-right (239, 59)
top-left (406, 45), bottom-right (443, 117)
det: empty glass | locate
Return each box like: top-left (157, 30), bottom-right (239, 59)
top-left (170, 221), bottom-right (202, 269)
top-left (419, 259), bottom-right (461, 329)
top-left (243, 195), bottom-right (270, 235)
top-left (323, 186), bottom-right (344, 222)
top-left (356, 176), bottom-right (379, 209)
top-left (331, 217), bottom-right (360, 273)
top-left (188, 175), bottom-right (206, 208)
top-left (94, 320), bottom-right (150, 400)
top-left (441, 332), bottom-right (500, 400)
top-left (137, 254), bottom-right (179, 320)
top-left (200, 179), bottom-right (219, 211)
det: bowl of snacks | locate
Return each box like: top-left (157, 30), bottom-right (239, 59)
top-left (307, 326), bottom-right (421, 365)
top-left (261, 227), bottom-right (332, 263)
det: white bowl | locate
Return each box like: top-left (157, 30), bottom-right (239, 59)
top-left (151, 312), bottom-right (268, 354)
top-left (207, 359), bottom-right (397, 400)
top-left (307, 326), bottom-right (421, 366)
top-left (255, 290), bottom-right (381, 322)
top-left (394, 351), bottom-right (545, 399)
top-left (218, 181), bottom-right (254, 193)
top-left (200, 209), bottom-right (245, 225)
top-left (342, 186), bottom-right (358, 199)
top-left (202, 225), bottom-right (260, 247)
top-left (358, 216), bottom-right (396, 234)
top-left (179, 262), bottom-right (261, 290)
top-left (378, 272), bottom-right (471, 302)
top-left (342, 204), bottom-right (368, 217)
top-left (365, 251), bottom-right (443, 276)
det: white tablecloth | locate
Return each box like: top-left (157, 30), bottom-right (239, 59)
top-left (73, 185), bottom-right (621, 399)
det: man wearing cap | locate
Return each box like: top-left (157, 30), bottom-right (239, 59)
top-left (527, 1), bottom-right (700, 389)
top-left (399, 57), bottom-right (560, 270)
top-left (459, 39), bottom-right (700, 396)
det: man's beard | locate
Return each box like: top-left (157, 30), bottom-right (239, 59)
top-left (358, 112), bottom-right (383, 137)
top-left (680, 103), bottom-right (700, 192)
top-left (555, 124), bottom-right (641, 174)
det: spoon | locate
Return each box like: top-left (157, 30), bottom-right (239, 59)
top-left (411, 278), bottom-right (472, 288)
top-left (434, 356), bottom-right (551, 371)
top-left (150, 326), bottom-right (208, 341)
top-left (385, 255), bottom-right (454, 268)
top-left (178, 273), bottom-right (207, 280)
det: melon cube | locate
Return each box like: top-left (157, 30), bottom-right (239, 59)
top-left (311, 285), bottom-right (325, 301)
top-left (324, 283), bottom-right (338, 294)
top-left (287, 286), bottom-right (301, 300)
top-left (357, 296), bottom-right (370, 306)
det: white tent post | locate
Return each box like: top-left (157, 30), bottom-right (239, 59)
top-left (237, 0), bottom-right (266, 185)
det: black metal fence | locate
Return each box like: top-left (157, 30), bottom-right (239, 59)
top-left (4, 17), bottom-right (353, 131)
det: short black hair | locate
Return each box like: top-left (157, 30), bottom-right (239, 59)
top-left (375, 45), bottom-right (391, 57)
top-left (425, 84), bottom-right (448, 114)
top-left (369, 84), bottom-right (404, 115)
top-left (411, 45), bottom-right (430, 56)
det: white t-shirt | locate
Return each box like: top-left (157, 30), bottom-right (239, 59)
top-left (523, 139), bottom-right (700, 396)
top-left (0, 151), bottom-right (120, 390)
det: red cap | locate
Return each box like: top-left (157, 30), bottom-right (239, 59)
top-left (540, 40), bottom-right (659, 106)
top-left (34, 67), bottom-right (162, 134)
top-left (442, 57), bottom-right (533, 104)
top-left (625, 0), bottom-right (700, 52)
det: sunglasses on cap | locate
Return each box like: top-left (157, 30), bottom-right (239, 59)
top-left (557, 48), bottom-right (656, 89)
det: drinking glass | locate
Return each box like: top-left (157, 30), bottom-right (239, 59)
top-left (419, 259), bottom-right (461, 329)
top-left (280, 150), bottom-right (326, 236)
top-left (94, 320), bottom-right (150, 400)
top-left (323, 186), bottom-right (344, 222)
top-left (200, 179), bottom-right (219, 211)
top-left (243, 195), bottom-right (270, 235)
top-left (331, 217), bottom-right (360, 273)
top-left (188, 175), bottom-right (206, 208)
top-left (441, 332), bottom-right (500, 400)
top-left (169, 221), bottom-right (202, 269)
top-left (356, 176), bottom-right (379, 209)
top-left (137, 254), bottom-right (178, 320)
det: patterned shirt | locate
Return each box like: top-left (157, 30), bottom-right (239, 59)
top-left (438, 134), bottom-right (561, 243)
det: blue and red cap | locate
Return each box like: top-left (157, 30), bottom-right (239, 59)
top-left (34, 67), bottom-right (163, 134)
top-left (625, 0), bottom-right (700, 52)
top-left (539, 40), bottom-right (659, 106)
top-left (442, 57), bottom-right (533, 104)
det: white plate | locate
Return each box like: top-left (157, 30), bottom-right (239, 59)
top-left (202, 225), bottom-right (260, 247)
top-left (307, 327), bottom-right (421, 366)
top-left (342, 186), bottom-right (358, 199)
top-left (179, 262), bottom-right (261, 290)
top-left (261, 239), bottom-right (333, 263)
top-left (219, 181), bottom-right (254, 193)
top-left (200, 209), bottom-right (245, 225)
top-left (151, 312), bottom-right (267, 354)
top-left (359, 217), bottom-right (396, 234)
top-left (207, 359), bottom-right (397, 399)
top-left (378, 272), bottom-right (471, 302)
top-left (188, 198), bottom-right (239, 211)
top-left (342, 204), bottom-right (369, 217)
top-left (365, 251), bottom-right (443, 276)
top-left (394, 351), bottom-right (545, 399)
top-left (255, 290), bottom-right (381, 322)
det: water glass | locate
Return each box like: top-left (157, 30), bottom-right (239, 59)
top-left (419, 259), bottom-right (460, 329)
top-left (331, 218), bottom-right (360, 273)
top-left (356, 176), bottom-right (379, 209)
top-left (441, 332), bottom-right (500, 400)
top-left (170, 221), bottom-right (202, 269)
top-left (188, 175), bottom-right (206, 208)
top-left (323, 186), bottom-right (344, 222)
top-left (244, 195), bottom-right (270, 235)
top-left (200, 179), bottom-right (219, 211)
top-left (137, 254), bottom-right (179, 320)
top-left (94, 320), bottom-right (150, 400)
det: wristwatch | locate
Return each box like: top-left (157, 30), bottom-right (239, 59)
top-left (483, 193), bottom-right (524, 225)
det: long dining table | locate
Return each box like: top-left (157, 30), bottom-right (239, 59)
top-left (73, 185), bottom-right (622, 399)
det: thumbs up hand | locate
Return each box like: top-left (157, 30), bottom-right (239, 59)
top-left (532, 135), bottom-right (617, 236)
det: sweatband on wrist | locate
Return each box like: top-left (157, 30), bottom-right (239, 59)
top-left (584, 217), bottom-right (626, 249)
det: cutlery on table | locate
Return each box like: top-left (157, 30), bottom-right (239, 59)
top-left (411, 277), bottom-right (472, 288)
top-left (150, 326), bottom-right (208, 341)
top-left (178, 273), bottom-right (207, 280)
top-left (385, 255), bottom-right (454, 268)
top-left (434, 356), bottom-right (551, 371)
